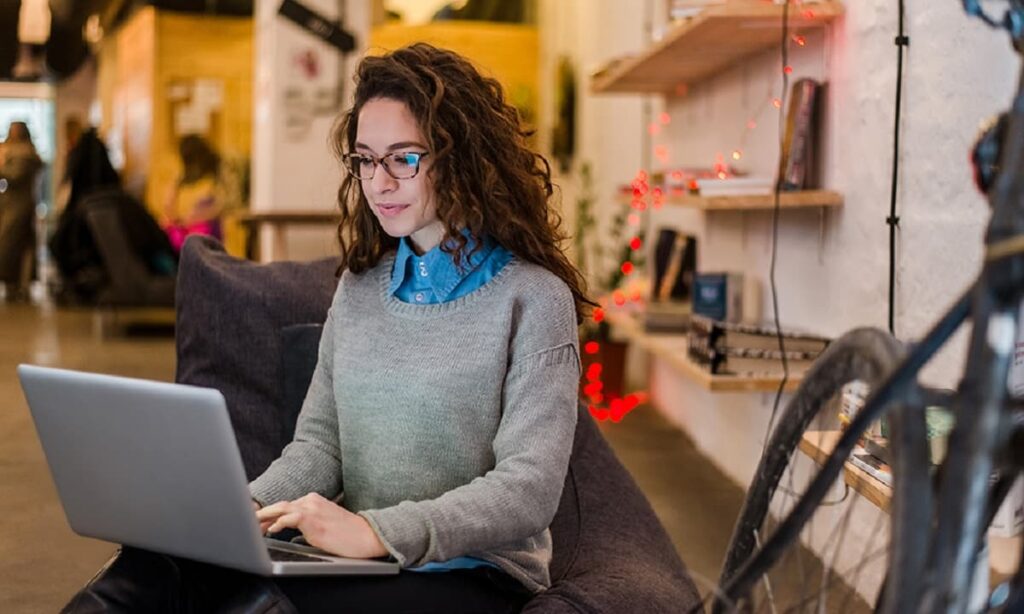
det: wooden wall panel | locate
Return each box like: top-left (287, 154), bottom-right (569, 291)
top-left (369, 22), bottom-right (539, 128)
top-left (111, 7), bottom-right (155, 198)
top-left (100, 8), bottom-right (252, 257)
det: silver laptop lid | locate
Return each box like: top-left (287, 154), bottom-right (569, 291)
top-left (17, 364), bottom-right (273, 575)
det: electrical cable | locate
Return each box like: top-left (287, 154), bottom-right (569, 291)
top-left (887, 0), bottom-right (909, 336)
top-left (763, 0), bottom-right (791, 446)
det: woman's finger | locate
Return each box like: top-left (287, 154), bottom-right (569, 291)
top-left (255, 502), bottom-right (290, 521)
top-left (267, 511), bottom-right (302, 535)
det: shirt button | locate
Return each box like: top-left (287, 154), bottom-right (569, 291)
top-left (414, 292), bottom-right (425, 302)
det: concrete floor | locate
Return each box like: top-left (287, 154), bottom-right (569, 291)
top-left (0, 303), bottom-right (177, 612)
top-left (0, 300), bottom-right (865, 612)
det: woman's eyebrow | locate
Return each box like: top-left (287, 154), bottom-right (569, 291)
top-left (354, 141), bottom-right (426, 153)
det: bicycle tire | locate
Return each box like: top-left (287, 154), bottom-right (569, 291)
top-left (713, 327), bottom-right (905, 613)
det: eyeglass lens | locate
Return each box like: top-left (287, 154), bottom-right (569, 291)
top-left (349, 152), bottom-right (424, 180)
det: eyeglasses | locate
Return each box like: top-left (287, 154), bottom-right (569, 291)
top-left (344, 151), bottom-right (429, 180)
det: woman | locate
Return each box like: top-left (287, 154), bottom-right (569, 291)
top-left (163, 134), bottom-right (224, 252)
top-left (251, 42), bottom-right (592, 611)
top-left (66, 43), bottom-right (591, 613)
top-left (0, 121), bottom-right (43, 301)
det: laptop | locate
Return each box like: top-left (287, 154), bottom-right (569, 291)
top-left (17, 364), bottom-right (399, 577)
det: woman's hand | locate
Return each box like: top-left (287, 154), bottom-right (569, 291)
top-left (255, 493), bottom-right (389, 559)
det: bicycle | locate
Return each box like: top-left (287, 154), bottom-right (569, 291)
top-left (708, 1), bottom-right (1024, 612)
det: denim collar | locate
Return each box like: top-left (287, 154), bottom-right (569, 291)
top-left (388, 229), bottom-right (496, 301)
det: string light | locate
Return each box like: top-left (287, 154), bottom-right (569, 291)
top-left (588, 1), bottom-right (821, 424)
top-left (654, 144), bottom-right (670, 164)
top-left (652, 186), bottom-right (665, 209)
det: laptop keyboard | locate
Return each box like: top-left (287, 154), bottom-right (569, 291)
top-left (268, 548), bottom-right (330, 563)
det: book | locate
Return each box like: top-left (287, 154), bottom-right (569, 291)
top-left (849, 452), bottom-right (893, 488)
top-left (653, 229), bottom-right (697, 302)
top-left (689, 314), bottom-right (831, 354)
top-left (695, 176), bottom-right (774, 196)
top-left (693, 273), bottom-right (743, 322)
top-left (688, 343), bottom-right (820, 377)
top-left (778, 79), bottom-right (822, 191)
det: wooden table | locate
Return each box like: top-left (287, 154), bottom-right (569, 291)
top-left (235, 210), bottom-right (339, 261)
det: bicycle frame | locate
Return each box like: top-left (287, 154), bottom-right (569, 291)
top-left (715, 2), bottom-right (1024, 610)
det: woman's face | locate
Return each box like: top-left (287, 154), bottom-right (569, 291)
top-left (355, 97), bottom-right (444, 254)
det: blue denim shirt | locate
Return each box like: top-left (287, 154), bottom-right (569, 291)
top-left (389, 230), bottom-right (512, 572)
top-left (389, 230), bottom-right (513, 306)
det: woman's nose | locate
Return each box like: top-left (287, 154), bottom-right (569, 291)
top-left (370, 164), bottom-right (398, 193)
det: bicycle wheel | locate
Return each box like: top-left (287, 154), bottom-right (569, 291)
top-left (712, 327), bottom-right (907, 613)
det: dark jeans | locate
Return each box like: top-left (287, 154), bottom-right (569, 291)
top-left (276, 567), bottom-right (530, 613)
top-left (63, 547), bottom-right (532, 614)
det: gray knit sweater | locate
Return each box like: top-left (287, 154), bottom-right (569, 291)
top-left (249, 253), bottom-right (580, 593)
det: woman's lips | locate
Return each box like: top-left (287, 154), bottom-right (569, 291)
top-left (377, 203), bottom-right (409, 218)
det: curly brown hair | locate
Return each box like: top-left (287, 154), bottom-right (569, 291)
top-left (331, 43), bottom-right (594, 324)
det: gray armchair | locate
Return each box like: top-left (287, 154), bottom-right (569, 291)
top-left (171, 235), bottom-right (701, 613)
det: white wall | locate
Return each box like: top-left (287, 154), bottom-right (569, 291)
top-left (550, 0), bottom-right (1019, 604)
top-left (251, 0), bottom-right (370, 260)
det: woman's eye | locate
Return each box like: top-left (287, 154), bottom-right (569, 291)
top-left (393, 154), bottom-right (418, 167)
top-left (358, 156), bottom-right (374, 168)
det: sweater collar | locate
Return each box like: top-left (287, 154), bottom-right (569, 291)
top-left (388, 229), bottom-right (496, 301)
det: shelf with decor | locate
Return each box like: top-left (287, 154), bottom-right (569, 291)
top-left (602, 307), bottom-right (802, 393)
top-left (799, 430), bottom-right (892, 512)
top-left (617, 189), bottom-right (843, 211)
top-left (798, 430), bottom-right (1022, 584)
top-left (590, 1), bottom-right (845, 94)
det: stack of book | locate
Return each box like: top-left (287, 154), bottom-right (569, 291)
top-left (643, 301), bottom-right (692, 333)
top-left (687, 315), bottom-right (830, 377)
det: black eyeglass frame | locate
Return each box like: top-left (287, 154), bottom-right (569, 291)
top-left (344, 151), bottom-right (430, 180)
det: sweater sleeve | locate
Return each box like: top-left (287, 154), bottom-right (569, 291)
top-left (358, 289), bottom-right (580, 567)
top-left (249, 305), bottom-right (345, 505)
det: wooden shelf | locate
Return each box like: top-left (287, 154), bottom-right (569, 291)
top-left (799, 430), bottom-right (1023, 584)
top-left (800, 430), bottom-right (892, 512)
top-left (603, 308), bottom-right (802, 393)
top-left (591, 1), bottom-right (845, 94)
top-left (618, 189), bottom-right (843, 211)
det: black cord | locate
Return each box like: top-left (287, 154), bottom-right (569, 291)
top-left (764, 1), bottom-right (791, 446)
top-left (888, 0), bottom-right (908, 336)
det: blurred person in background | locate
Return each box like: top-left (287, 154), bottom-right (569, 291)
top-left (163, 134), bottom-right (224, 253)
top-left (0, 121), bottom-right (43, 302)
top-left (49, 129), bottom-right (175, 304)
top-left (54, 115), bottom-right (85, 214)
